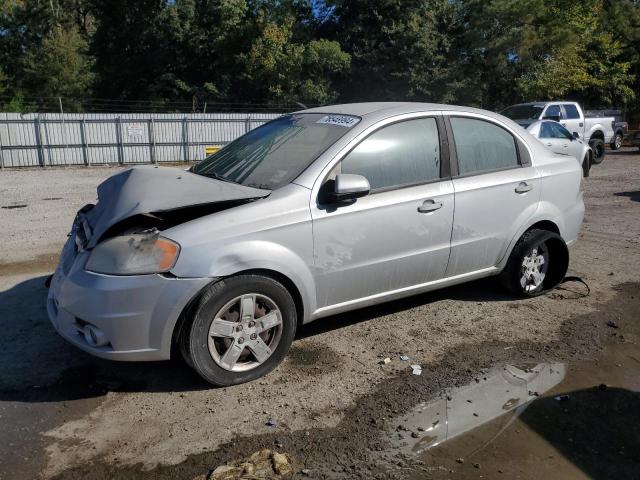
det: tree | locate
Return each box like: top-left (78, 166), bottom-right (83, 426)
top-left (23, 26), bottom-right (94, 109)
top-left (326, 0), bottom-right (456, 102)
top-left (239, 12), bottom-right (349, 104)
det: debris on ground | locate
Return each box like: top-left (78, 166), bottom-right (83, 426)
top-left (204, 449), bottom-right (294, 480)
top-left (266, 419), bottom-right (277, 427)
top-left (380, 357), bottom-right (392, 365)
top-left (410, 364), bottom-right (422, 375)
top-left (400, 355), bottom-right (410, 361)
top-left (606, 320), bottom-right (619, 329)
top-left (554, 394), bottom-right (571, 402)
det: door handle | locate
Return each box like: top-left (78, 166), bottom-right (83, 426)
top-left (545, 142), bottom-right (552, 147)
top-left (563, 144), bottom-right (569, 148)
top-left (515, 182), bottom-right (533, 194)
top-left (579, 122), bottom-right (584, 127)
top-left (417, 199), bottom-right (443, 213)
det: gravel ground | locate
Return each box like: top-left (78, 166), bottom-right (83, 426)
top-left (0, 149), bottom-right (639, 479)
top-left (0, 166), bottom-right (126, 264)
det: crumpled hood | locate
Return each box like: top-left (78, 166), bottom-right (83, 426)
top-left (81, 166), bottom-right (270, 248)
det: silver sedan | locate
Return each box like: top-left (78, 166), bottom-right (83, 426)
top-left (48, 103), bottom-right (585, 386)
top-left (526, 120), bottom-right (592, 177)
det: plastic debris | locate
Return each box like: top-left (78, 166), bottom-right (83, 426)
top-left (410, 364), bottom-right (422, 375)
top-left (207, 449), bottom-right (293, 480)
top-left (266, 419), bottom-right (277, 427)
top-left (554, 394), bottom-right (570, 402)
top-left (400, 355), bottom-right (410, 361)
top-left (606, 320), bottom-right (619, 329)
top-left (380, 357), bottom-right (392, 365)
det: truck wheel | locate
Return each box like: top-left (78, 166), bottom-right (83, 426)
top-left (611, 133), bottom-right (623, 150)
top-left (500, 229), bottom-right (569, 298)
top-left (182, 275), bottom-right (297, 386)
top-left (590, 138), bottom-right (605, 164)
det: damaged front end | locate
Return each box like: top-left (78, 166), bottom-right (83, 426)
top-left (68, 166), bottom-right (270, 275)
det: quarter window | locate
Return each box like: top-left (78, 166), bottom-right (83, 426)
top-left (340, 118), bottom-right (441, 190)
top-left (449, 117), bottom-right (520, 175)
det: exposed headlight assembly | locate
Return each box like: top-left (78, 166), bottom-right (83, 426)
top-left (86, 232), bottom-right (180, 275)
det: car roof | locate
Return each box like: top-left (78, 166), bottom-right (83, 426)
top-left (297, 102), bottom-right (494, 119)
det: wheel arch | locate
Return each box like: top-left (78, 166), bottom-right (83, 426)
top-left (497, 217), bottom-right (564, 272)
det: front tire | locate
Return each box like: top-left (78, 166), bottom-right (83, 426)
top-left (500, 229), bottom-right (569, 297)
top-left (181, 275), bottom-right (297, 386)
top-left (590, 138), bottom-right (605, 164)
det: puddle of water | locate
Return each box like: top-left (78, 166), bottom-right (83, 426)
top-left (389, 363), bottom-right (566, 454)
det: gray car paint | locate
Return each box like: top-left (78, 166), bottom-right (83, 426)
top-left (48, 102), bottom-right (585, 362)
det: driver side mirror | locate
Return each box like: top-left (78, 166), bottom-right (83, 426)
top-left (572, 131), bottom-right (580, 139)
top-left (327, 174), bottom-right (370, 203)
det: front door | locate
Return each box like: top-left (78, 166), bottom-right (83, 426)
top-left (444, 114), bottom-right (541, 277)
top-left (310, 116), bottom-right (454, 310)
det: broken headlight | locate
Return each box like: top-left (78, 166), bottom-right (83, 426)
top-left (85, 233), bottom-right (180, 275)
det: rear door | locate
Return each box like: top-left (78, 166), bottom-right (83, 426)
top-left (560, 103), bottom-right (584, 138)
top-left (444, 114), bottom-right (541, 277)
top-left (310, 115), bottom-right (454, 309)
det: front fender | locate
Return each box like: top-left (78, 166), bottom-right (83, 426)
top-left (176, 240), bottom-right (317, 323)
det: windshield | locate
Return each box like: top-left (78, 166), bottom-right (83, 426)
top-left (502, 105), bottom-right (544, 120)
top-left (191, 113), bottom-right (360, 190)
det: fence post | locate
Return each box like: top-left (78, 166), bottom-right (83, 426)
top-left (0, 126), bottom-right (4, 169)
top-left (245, 116), bottom-right (251, 133)
top-left (34, 115), bottom-right (46, 167)
top-left (80, 117), bottom-right (89, 166)
top-left (115, 116), bottom-right (124, 165)
top-left (182, 116), bottom-right (189, 162)
top-left (148, 118), bottom-right (156, 164)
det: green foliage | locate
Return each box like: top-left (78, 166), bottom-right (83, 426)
top-left (0, 0), bottom-right (638, 116)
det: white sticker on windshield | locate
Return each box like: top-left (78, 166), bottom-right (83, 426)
top-left (317, 115), bottom-right (360, 128)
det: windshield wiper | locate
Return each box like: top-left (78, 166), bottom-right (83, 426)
top-left (197, 171), bottom-right (239, 184)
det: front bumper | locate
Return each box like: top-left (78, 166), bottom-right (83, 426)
top-left (47, 241), bottom-right (211, 361)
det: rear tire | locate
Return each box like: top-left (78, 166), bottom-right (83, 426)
top-left (590, 138), bottom-right (605, 164)
top-left (610, 133), bottom-right (623, 150)
top-left (500, 229), bottom-right (569, 298)
top-left (181, 275), bottom-right (297, 386)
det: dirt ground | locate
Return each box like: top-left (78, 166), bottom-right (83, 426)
top-left (0, 149), bottom-right (639, 480)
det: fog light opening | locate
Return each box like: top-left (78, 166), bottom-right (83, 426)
top-left (83, 325), bottom-right (109, 347)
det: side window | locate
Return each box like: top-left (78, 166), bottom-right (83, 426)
top-left (340, 118), bottom-right (440, 190)
top-left (545, 105), bottom-right (562, 119)
top-left (550, 122), bottom-right (574, 140)
top-left (562, 104), bottom-right (580, 119)
top-left (449, 117), bottom-right (520, 175)
top-left (539, 122), bottom-right (554, 139)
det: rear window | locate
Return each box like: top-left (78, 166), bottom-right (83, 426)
top-left (502, 105), bottom-right (544, 120)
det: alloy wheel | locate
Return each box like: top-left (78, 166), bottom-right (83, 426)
top-left (207, 294), bottom-right (283, 372)
top-left (520, 243), bottom-right (549, 293)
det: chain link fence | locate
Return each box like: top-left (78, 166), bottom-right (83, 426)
top-left (0, 112), bottom-right (282, 168)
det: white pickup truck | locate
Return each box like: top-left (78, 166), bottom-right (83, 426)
top-left (502, 101), bottom-right (615, 163)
